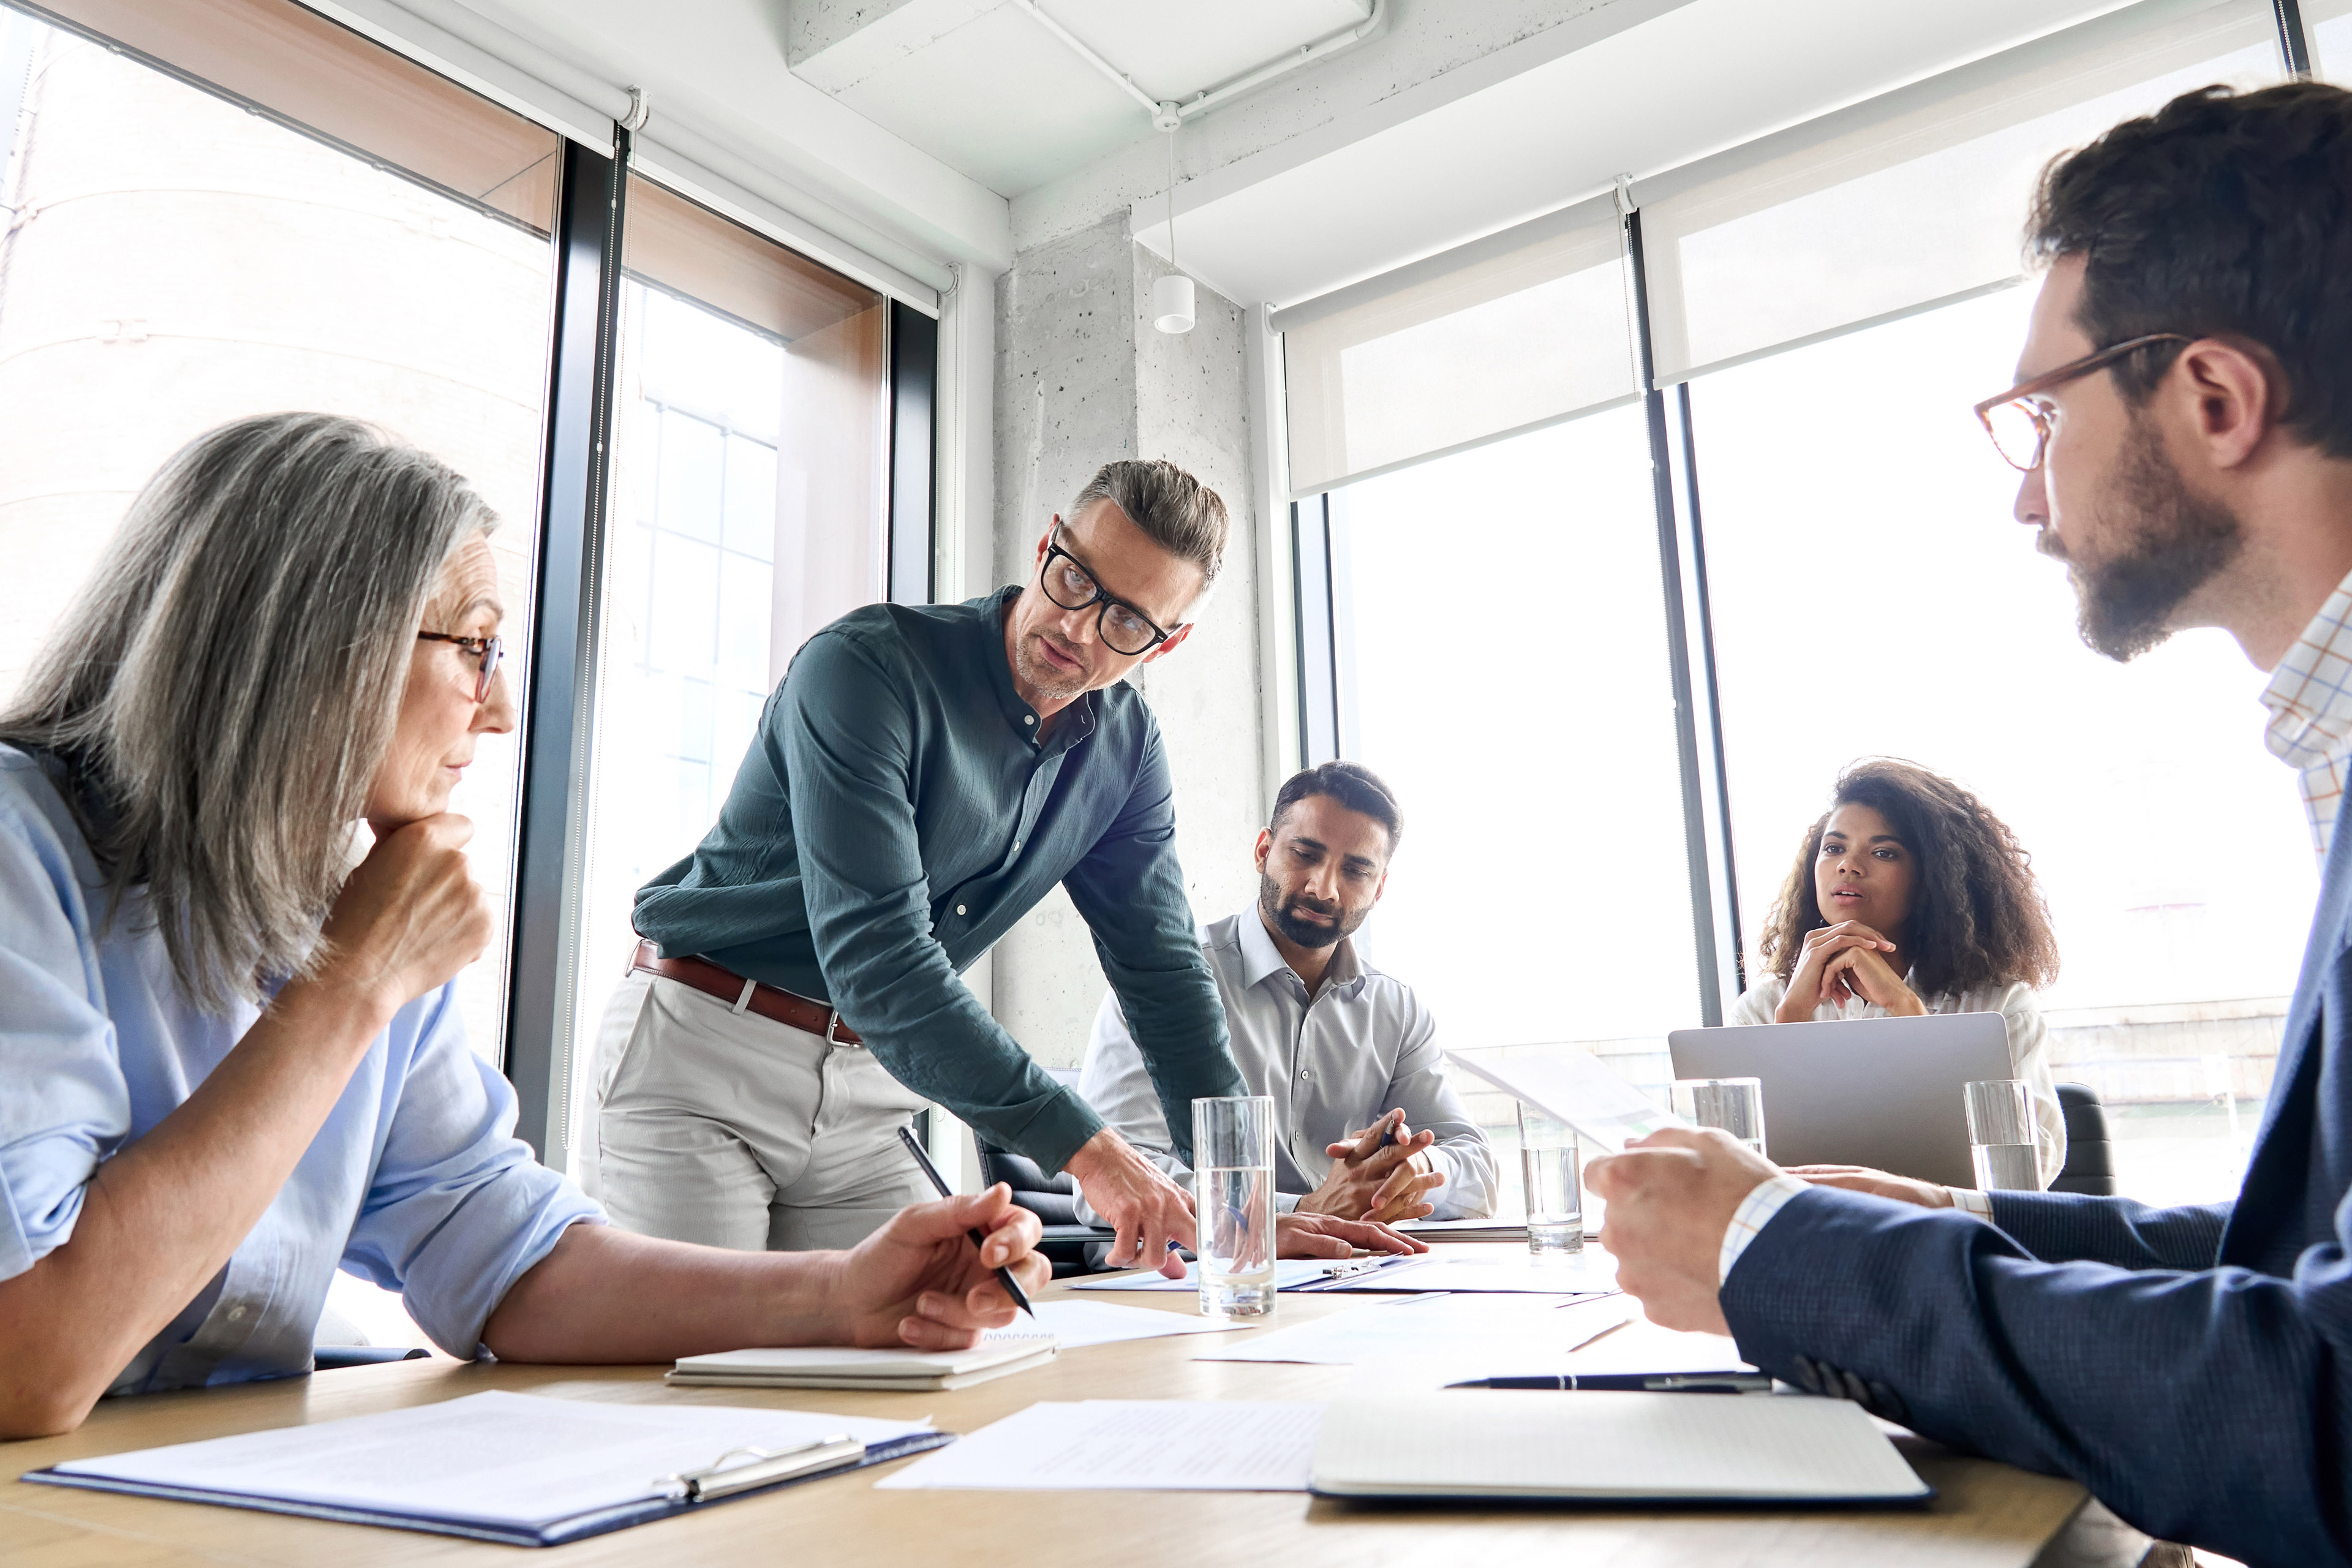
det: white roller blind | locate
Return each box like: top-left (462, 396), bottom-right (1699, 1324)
top-left (1275, 193), bottom-right (1635, 498)
top-left (2312, 0), bottom-right (2352, 80)
top-left (1637, 0), bottom-right (2279, 386)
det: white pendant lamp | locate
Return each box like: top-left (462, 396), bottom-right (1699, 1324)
top-left (1153, 104), bottom-right (1193, 334)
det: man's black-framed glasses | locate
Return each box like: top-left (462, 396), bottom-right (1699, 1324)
top-left (1973, 333), bottom-right (2192, 472)
top-left (1038, 531), bottom-right (1175, 656)
top-left (417, 631), bottom-right (503, 702)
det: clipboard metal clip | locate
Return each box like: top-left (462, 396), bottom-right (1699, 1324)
top-left (657, 1434), bottom-right (866, 1502)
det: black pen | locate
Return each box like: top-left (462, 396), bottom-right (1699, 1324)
top-left (896, 1125), bottom-right (1036, 1319)
top-left (1446, 1373), bottom-right (1772, 1393)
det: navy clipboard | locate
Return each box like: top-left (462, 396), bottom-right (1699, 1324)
top-left (21, 1431), bottom-right (953, 1548)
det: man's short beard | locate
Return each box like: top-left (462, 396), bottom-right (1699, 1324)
top-left (2052, 414), bottom-right (2243, 662)
top-left (1013, 631), bottom-right (1090, 703)
top-left (1257, 870), bottom-right (1368, 951)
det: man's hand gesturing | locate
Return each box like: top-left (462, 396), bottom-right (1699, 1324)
top-left (1585, 1128), bottom-right (1779, 1336)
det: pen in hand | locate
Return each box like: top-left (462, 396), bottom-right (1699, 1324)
top-left (896, 1125), bottom-right (1036, 1319)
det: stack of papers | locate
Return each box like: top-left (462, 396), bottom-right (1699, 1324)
top-left (23, 1391), bottom-right (943, 1547)
top-left (1311, 1389), bottom-right (1930, 1504)
top-left (878, 1401), bottom-right (1322, 1493)
top-left (1316, 1247), bottom-right (1620, 1295)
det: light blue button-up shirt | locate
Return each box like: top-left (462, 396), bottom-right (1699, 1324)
top-left (0, 745), bottom-right (601, 1393)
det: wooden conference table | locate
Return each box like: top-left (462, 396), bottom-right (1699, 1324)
top-left (2, 1271), bottom-right (2089, 1568)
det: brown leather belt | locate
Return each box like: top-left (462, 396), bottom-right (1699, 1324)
top-left (628, 940), bottom-right (862, 1046)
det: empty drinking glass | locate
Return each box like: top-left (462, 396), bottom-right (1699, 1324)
top-left (1670, 1077), bottom-right (1767, 1156)
top-left (1193, 1096), bottom-right (1278, 1317)
top-left (1515, 1102), bottom-right (1583, 1257)
top-left (1964, 1079), bottom-right (2039, 1191)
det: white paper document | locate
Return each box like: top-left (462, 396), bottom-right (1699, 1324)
top-left (986, 1299), bottom-right (1255, 1349)
top-left (1444, 1047), bottom-right (1687, 1153)
top-left (1318, 1245), bottom-right (1621, 1295)
top-left (878, 1401), bottom-right (1322, 1493)
top-left (1196, 1292), bottom-right (1637, 1366)
top-left (45, 1392), bottom-right (933, 1533)
top-left (1066, 1256), bottom-right (1417, 1293)
top-left (1312, 1390), bottom-right (1929, 1502)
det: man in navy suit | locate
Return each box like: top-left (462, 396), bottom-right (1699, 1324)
top-left (1591, 82), bottom-right (2352, 1568)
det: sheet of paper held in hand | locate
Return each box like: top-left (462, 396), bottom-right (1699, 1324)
top-left (1443, 1047), bottom-right (1689, 1153)
top-left (876, 1401), bottom-right (1323, 1492)
top-left (1194, 1292), bottom-right (1638, 1367)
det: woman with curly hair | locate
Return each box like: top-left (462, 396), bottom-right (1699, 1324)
top-left (1732, 758), bottom-right (2067, 1185)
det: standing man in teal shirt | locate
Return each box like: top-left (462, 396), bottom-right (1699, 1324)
top-left (589, 460), bottom-right (1406, 1271)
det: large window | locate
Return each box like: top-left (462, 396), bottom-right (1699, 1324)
top-left (0, 0), bottom-right (557, 1067)
top-left (1691, 285), bottom-right (2309, 1205)
top-left (2315, 0), bottom-right (2352, 78)
top-left (1291, 0), bottom-right (2293, 1208)
top-left (568, 176), bottom-right (891, 1163)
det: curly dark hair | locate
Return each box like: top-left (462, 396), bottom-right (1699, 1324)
top-left (1757, 759), bottom-right (2059, 998)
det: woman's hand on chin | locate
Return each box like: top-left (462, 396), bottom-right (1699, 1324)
top-left (1820, 944), bottom-right (1926, 1014)
top-left (312, 813), bottom-right (492, 1016)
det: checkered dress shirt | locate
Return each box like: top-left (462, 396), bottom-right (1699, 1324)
top-left (2261, 570), bottom-right (2352, 860)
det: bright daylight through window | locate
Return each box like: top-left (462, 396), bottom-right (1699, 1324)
top-left (1692, 285), bottom-right (2311, 1205)
top-left (1327, 404), bottom-right (1697, 1215)
top-left (0, 0), bottom-right (556, 1068)
top-left (570, 176), bottom-right (889, 1164)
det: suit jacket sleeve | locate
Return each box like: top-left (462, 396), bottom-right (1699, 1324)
top-left (1983, 1189), bottom-right (2231, 1271)
top-left (1720, 1183), bottom-right (2352, 1566)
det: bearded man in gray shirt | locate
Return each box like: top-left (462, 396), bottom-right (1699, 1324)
top-left (1079, 762), bottom-right (1497, 1231)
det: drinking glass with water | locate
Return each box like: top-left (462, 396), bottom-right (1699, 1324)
top-left (1193, 1096), bottom-right (1278, 1317)
top-left (1515, 1102), bottom-right (1583, 1257)
top-left (1670, 1077), bottom-right (1767, 1156)
top-left (1964, 1079), bottom-right (2040, 1191)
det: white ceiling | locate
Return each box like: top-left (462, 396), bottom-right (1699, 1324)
top-left (1131, 0), bottom-right (2144, 310)
top-left (794, 0), bottom-right (1377, 197)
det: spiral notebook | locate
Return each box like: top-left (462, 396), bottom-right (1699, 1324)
top-left (21, 1390), bottom-right (949, 1547)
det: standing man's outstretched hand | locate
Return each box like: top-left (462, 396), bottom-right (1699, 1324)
top-left (829, 1185), bottom-right (1048, 1349)
top-left (1065, 1127), bottom-right (1194, 1276)
top-left (1585, 1128), bottom-right (1779, 1336)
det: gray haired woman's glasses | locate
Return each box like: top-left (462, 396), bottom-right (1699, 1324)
top-left (416, 631), bottom-right (503, 703)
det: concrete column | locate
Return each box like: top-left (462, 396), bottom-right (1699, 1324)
top-left (989, 211), bottom-right (1265, 1071)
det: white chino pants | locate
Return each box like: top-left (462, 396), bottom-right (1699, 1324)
top-left (581, 970), bottom-right (932, 1251)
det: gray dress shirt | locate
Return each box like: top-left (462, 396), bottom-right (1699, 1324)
top-left (1077, 907), bottom-right (1497, 1220)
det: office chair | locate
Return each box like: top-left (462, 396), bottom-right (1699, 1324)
top-left (2051, 1081), bottom-right (2119, 1196)
top-left (975, 1133), bottom-right (1117, 1276)
top-left (972, 1066), bottom-right (1117, 1277)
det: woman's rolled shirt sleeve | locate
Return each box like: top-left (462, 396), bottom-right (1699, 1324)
top-left (0, 793), bottom-right (129, 1282)
top-left (339, 984), bottom-right (603, 1358)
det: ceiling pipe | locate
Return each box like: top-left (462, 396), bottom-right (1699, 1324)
top-left (1172, 0), bottom-right (1385, 125)
top-left (1007, 0), bottom-right (1385, 129)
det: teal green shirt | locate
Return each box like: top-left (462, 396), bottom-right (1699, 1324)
top-left (633, 588), bottom-right (1243, 1171)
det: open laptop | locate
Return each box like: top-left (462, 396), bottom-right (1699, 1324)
top-left (1666, 1013), bottom-right (2015, 1188)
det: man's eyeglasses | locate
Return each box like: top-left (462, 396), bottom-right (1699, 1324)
top-left (417, 631), bottom-right (503, 703)
top-left (1973, 333), bottom-right (2192, 472)
top-left (1038, 532), bottom-right (1175, 656)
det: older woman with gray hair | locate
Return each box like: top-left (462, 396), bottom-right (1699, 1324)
top-left (0, 413), bottom-right (1044, 1438)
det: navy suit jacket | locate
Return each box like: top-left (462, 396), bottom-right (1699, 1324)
top-left (1723, 812), bottom-right (2352, 1568)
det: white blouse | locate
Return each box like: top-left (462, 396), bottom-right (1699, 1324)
top-left (1730, 973), bottom-right (2068, 1189)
